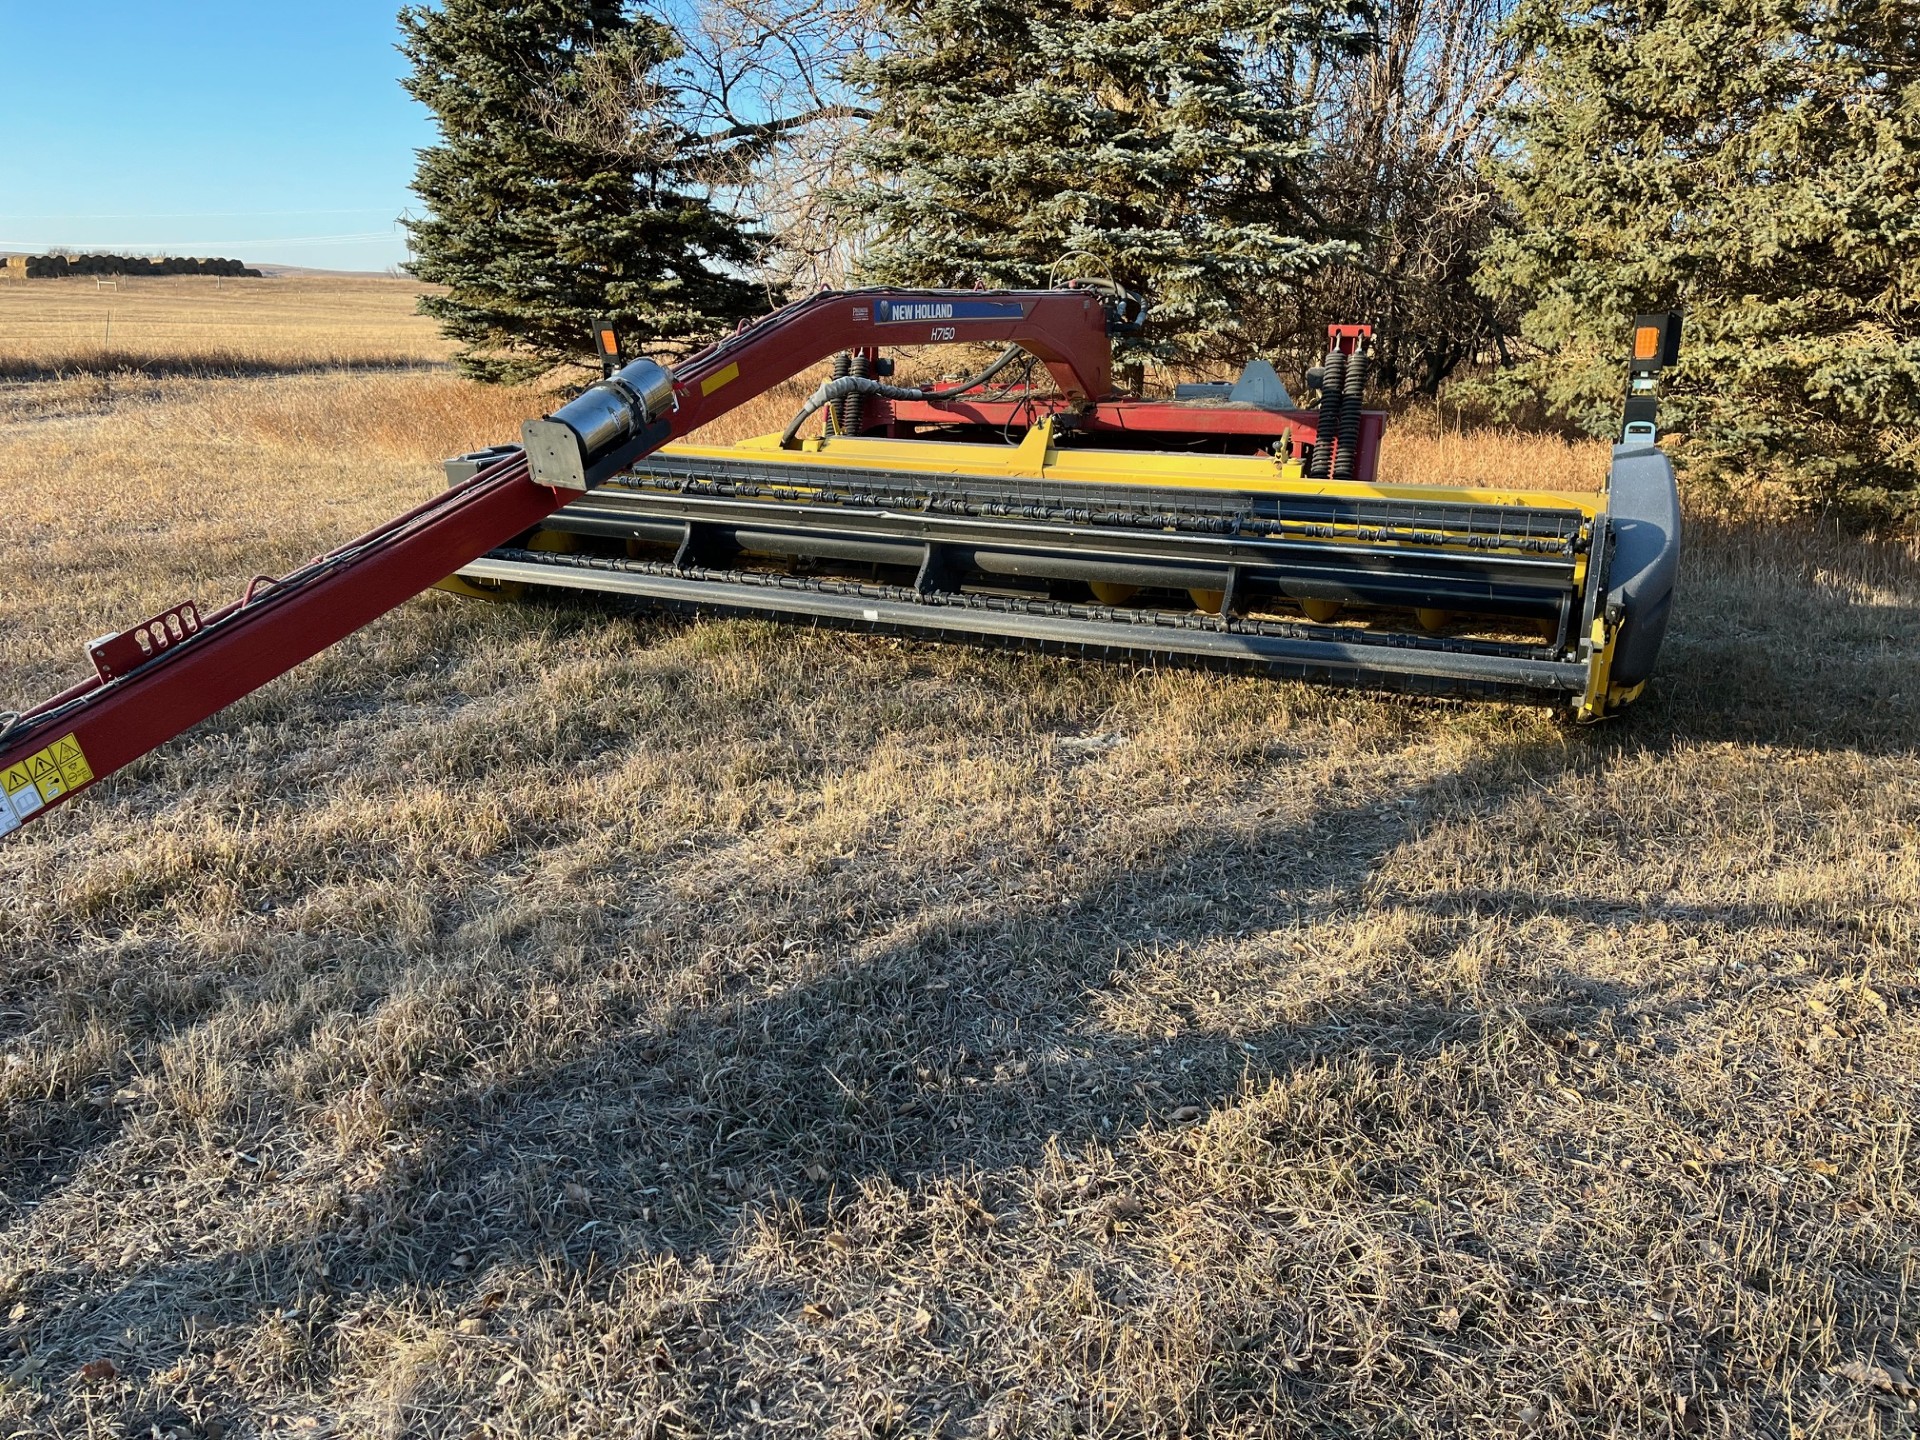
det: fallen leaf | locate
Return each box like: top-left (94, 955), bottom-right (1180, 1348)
top-left (825, 1231), bottom-right (854, 1253)
top-left (801, 1302), bottom-right (835, 1324)
top-left (1170, 1105), bottom-right (1202, 1124)
top-left (78, 1358), bottom-right (118, 1383)
top-left (1833, 1358), bottom-right (1919, 1397)
top-left (563, 1182), bottom-right (592, 1205)
top-left (1437, 1306), bottom-right (1461, 1333)
top-left (804, 1162), bottom-right (830, 1184)
top-left (1106, 1195), bottom-right (1143, 1222)
top-left (457, 1318), bottom-right (487, 1336)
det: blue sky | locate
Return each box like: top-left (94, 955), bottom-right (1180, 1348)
top-left (0, 2), bottom-right (435, 272)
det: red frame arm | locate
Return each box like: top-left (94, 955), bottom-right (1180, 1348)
top-left (668, 286), bottom-right (1118, 425)
top-left (0, 287), bottom-right (1118, 836)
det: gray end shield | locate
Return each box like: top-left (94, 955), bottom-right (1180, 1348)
top-left (1605, 444), bottom-right (1681, 687)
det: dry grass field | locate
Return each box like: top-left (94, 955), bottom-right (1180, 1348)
top-left (0, 274), bottom-right (449, 378)
top-left (1, 277), bottom-right (1917, 1440)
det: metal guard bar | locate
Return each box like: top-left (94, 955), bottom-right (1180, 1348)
top-left (465, 548), bottom-right (1591, 697)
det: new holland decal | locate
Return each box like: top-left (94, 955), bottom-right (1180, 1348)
top-left (874, 299), bottom-right (1027, 324)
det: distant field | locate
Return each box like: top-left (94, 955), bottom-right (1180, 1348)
top-left (0, 273), bottom-right (451, 376)
top-left (1, 279), bottom-right (1917, 1439)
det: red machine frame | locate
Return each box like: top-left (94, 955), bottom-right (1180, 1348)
top-left (879, 395), bottom-right (1383, 479)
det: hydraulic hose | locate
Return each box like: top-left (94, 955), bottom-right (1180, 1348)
top-left (781, 344), bottom-right (1028, 448)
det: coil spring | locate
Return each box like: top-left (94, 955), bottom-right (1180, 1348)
top-left (828, 354), bottom-right (850, 434)
top-left (1309, 348), bottom-right (1347, 478)
top-left (841, 353), bottom-right (870, 436)
top-left (1332, 340), bottom-right (1369, 481)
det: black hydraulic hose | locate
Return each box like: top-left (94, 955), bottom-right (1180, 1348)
top-left (1309, 347), bottom-right (1347, 478)
top-left (781, 344), bottom-right (1028, 448)
top-left (1332, 340), bottom-right (1369, 481)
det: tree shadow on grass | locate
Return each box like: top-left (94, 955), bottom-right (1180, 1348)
top-left (9, 725), bottom-right (1801, 1435)
top-left (5, 511), bottom-right (1916, 1433)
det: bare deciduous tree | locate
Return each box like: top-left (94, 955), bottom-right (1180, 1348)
top-left (1257, 0), bottom-right (1521, 392)
top-left (530, 0), bottom-right (878, 295)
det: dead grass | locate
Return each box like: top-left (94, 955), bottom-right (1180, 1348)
top-left (0, 275), bottom-right (450, 378)
top-left (1, 281), bottom-right (1918, 1439)
top-left (1378, 405), bottom-right (1609, 492)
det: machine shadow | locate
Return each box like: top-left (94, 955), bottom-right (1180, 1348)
top-left (38, 725), bottom-right (1677, 1416)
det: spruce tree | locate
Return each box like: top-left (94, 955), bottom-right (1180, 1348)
top-left (1478, 0), bottom-right (1920, 520)
top-left (399, 0), bottom-right (764, 384)
top-left (839, 0), bottom-right (1367, 371)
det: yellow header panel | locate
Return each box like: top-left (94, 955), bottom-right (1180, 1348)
top-left (659, 431), bottom-right (1603, 520)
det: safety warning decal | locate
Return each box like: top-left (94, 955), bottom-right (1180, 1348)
top-left (1, 731), bottom-right (93, 833)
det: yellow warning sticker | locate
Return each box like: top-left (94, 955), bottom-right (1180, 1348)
top-left (699, 362), bottom-right (740, 397)
top-left (53, 734), bottom-right (93, 788)
top-left (4, 760), bottom-right (43, 821)
top-left (2, 732), bottom-right (93, 827)
top-left (26, 754), bottom-right (64, 804)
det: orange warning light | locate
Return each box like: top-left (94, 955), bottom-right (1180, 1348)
top-left (599, 329), bottom-right (620, 356)
top-left (1634, 326), bottom-right (1661, 361)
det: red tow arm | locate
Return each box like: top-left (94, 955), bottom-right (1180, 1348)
top-left (0, 288), bottom-right (1118, 836)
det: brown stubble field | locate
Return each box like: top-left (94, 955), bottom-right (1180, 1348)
top-left (0, 275), bottom-right (1917, 1439)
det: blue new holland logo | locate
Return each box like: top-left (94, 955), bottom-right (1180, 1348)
top-left (875, 299), bottom-right (1027, 324)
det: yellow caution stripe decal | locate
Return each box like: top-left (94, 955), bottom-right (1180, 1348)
top-left (699, 362), bottom-right (741, 397)
top-left (0, 732), bottom-right (94, 835)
